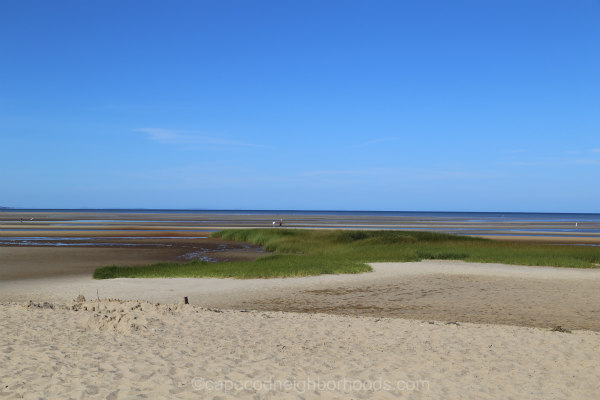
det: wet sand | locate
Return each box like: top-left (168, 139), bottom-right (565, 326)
top-left (0, 239), bottom-right (264, 280)
top-left (2, 210), bottom-right (600, 243)
top-left (2, 210), bottom-right (599, 282)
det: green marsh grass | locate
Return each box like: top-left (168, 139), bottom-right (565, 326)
top-left (93, 229), bottom-right (600, 279)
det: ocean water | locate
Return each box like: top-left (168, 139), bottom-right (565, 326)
top-left (3, 209), bottom-right (600, 221)
top-left (1, 209), bottom-right (600, 246)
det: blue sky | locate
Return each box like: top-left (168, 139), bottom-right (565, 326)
top-left (1, 0), bottom-right (599, 212)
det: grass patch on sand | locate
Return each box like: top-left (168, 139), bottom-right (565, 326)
top-left (93, 229), bottom-right (600, 279)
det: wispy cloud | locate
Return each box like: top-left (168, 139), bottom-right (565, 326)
top-left (300, 169), bottom-right (380, 177)
top-left (503, 149), bottom-right (525, 154)
top-left (137, 128), bottom-right (183, 143)
top-left (136, 128), bottom-right (262, 148)
top-left (574, 158), bottom-right (600, 165)
top-left (591, 148), bottom-right (600, 153)
top-left (353, 137), bottom-right (398, 148)
top-left (508, 156), bottom-right (600, 167)
top-left (300, 167), bottom-right (504, 180)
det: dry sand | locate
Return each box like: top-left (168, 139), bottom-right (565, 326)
top-left (1, 261), bottom-right (600, 399)
top-left (1, 299), bottom-right (599, 399)
top-left (2, 261), bottom-right (600, 331)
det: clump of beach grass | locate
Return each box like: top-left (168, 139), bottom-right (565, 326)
top-left (94, 229), bottom-right (600, 279)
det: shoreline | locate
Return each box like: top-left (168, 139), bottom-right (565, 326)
top-left (2, 210), bottom-right (600, 245)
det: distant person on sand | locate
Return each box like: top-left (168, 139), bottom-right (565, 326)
top-left (272, 221), bottom-right (276, 228)
top-left (279, 219), bottom-right (283, 227)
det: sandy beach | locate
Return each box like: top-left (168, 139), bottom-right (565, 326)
top-left (1, 298), bottom-right (599, 399)
top-left (1, 211), bottom-right (600, 398)
top-left (2, 261), bottom-right (600, 332)
top-left (2, 261), bottom-right (600, 399)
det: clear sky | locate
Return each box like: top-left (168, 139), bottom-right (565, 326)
top-left (1, 0), bottom-right (599, 212)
